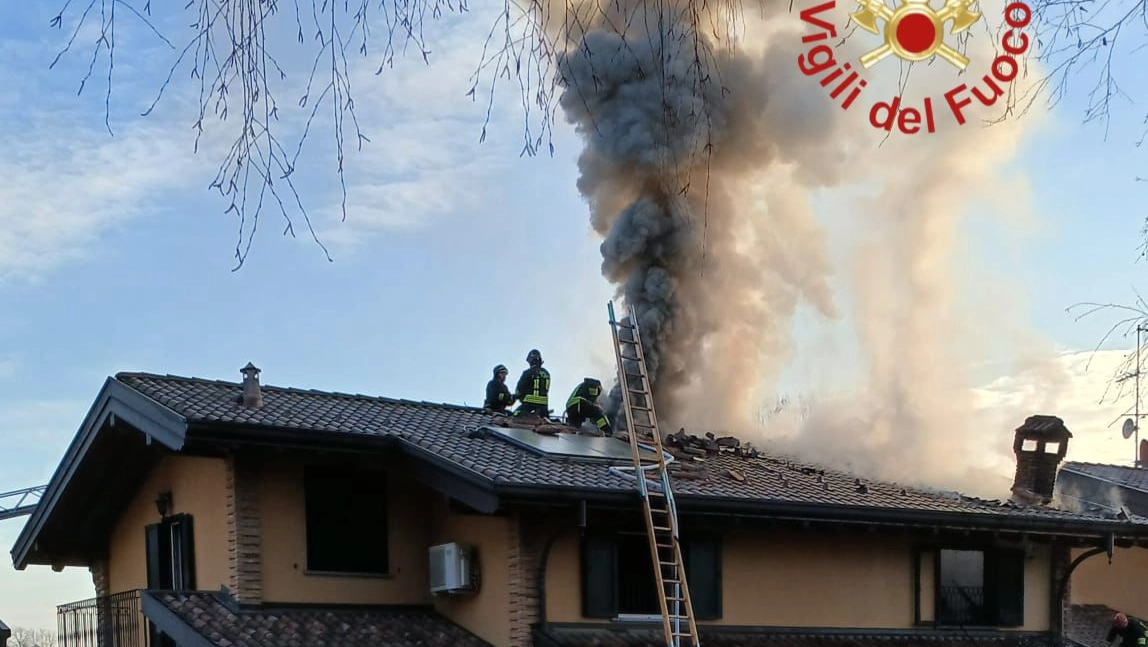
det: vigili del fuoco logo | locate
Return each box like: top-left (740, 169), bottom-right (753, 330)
top-left (796, 0), bottom-right (1032, 134)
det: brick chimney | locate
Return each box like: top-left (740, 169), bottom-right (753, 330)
top-left (240, 362), bottom-right (263, 409)
top-left (1010, 414), bottom-right (1072, 504)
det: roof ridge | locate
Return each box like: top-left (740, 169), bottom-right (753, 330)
top-left (115, 371), bottom-right (486, 413)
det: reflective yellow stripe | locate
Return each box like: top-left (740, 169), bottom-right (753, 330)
top-left (524, 395), bottom-right (547, 404)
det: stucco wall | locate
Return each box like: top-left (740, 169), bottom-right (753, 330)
top-left (545, 528), bottom-right (1052, 631)
top-left (429, 501), bottom-right (514, 647)
top-left (257, 459), bottom-right (434, 605)
top-left (1070, 546), bottom-right (1148, 618)
top-left (106, 455), bottom-right (230, 594)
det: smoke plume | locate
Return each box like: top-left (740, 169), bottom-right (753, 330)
top-left (556, 0), bottom-right (842, 430)
top-left (555, 0), bottom-right (1054, 496)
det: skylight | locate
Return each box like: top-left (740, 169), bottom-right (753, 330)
top-left (485, 425), bottom-right (662, 463)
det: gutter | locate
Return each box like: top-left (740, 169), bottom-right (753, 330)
top-left (492, 482), bottom-right (1148, 538)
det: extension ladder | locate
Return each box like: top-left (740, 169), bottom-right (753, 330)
top-left (607, 301), bottom-right (701, 647)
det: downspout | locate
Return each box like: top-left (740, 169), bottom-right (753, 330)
top-left (1055, 533), bottom-right (1115, 637)
top-left (536, 500), bottom-right (585, 630)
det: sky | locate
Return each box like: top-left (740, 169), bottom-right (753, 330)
top-left (1, 0), bottom-right (1147, 633)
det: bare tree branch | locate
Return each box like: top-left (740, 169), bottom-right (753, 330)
top-left (1066, 295), bottom-right (1148, 418)
top-left (47, 0), bottom-right (746, 268)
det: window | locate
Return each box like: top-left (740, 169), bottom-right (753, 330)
top-left (145, 514), bottom-right (195, 590)
top-left (581, 531), bottom-right (722, 620)
top-left (935, 547), bottom-right (1024, 627)
top-left (303, 465), bottom-right (389, 574)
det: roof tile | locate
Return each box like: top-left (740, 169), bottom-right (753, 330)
top-left (1062, 463), bottom-right (1148, 495)
top-left (116, 372), bottom-right (1148, 526)
top-left (147, 591), bottom-right (494, 647)
top-left (533, 624), bottom-right (1055, 647)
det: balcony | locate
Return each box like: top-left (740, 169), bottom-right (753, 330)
top-left (58, 590), bottom-right (150, 647)
top-left (937, 585), bottom-right (987, 626)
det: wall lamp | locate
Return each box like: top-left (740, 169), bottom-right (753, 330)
top-left (155, 491), bottom-right (173, 519)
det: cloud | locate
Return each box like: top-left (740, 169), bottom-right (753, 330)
top-left (0, 3), bottom-right (526, 275)
top-left (972, 348), bottom-right (1142, 467)
top-left (304, 9), bottom-right (524, 252)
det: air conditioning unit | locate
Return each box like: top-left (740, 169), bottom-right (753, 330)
top-left (429, 542), bottom-right (478, 595)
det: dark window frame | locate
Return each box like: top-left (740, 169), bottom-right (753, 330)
top-left (927, 544), bottom-right (1025, 628)
top-left (145, 513), bottom-right (195, 647)
top-left (303, 465), bottom-right (390, 575)
top-left (580, 530), bottom-right (722, 621)
top-left (144, 513), bottom-right (196, 591)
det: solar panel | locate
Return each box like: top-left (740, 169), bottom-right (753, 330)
top-left (486, 425), bottom-right (659, 462)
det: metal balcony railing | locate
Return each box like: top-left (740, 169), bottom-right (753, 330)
top-left (937, 585), bottom-right (987, 626)
top-left (58, 590), bottom-right (150, 647)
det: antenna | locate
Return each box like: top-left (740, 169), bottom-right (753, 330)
top-left (1116, 324), bottom-right (1148, 468)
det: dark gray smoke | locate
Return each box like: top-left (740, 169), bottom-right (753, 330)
top-left (555, 5), bottom-right (841, 432)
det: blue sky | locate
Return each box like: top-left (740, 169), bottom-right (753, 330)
top-left (1, 0), bottom-right (1147, 632)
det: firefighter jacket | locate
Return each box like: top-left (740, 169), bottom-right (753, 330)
top-left (484, 379), bottom-right (513, 410)
top-left (1109, 621), bottom-right (1148, 647)
top-left (566, 380), bottom-right (603, 411)
top-left (515, 366), bottom-right (551, 407)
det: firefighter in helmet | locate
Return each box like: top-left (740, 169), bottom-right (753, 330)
top-left (1108, 612), bottom-right (1148, 647)
top-left (566, 377), bottom-right (612, 435)
top-left (513, 349), bottom-right (551, 417)
top-left (484, 364), bottom-right (514, 413)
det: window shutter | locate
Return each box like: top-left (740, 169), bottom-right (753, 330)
top-left (176, 517), bottom-right (197, 590)
top-left (145, 524), bottom-right (163, 590)
top-left (581, 534), bottom-right (617, 619)
top-left (684, 537), bottom-right (722, 620)
top-left (992, 548), bottom-right (1025, 627)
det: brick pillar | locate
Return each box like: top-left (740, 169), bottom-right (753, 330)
top-left (226, 453), bottom-right (263, 604)
top-left (1050, 542), bottom-right (1072, 637)
top-left (508, 513), bottom-right (546, 647)
top-left (89, 558), bottom-right (111, 647)
top-left (90, 559), bottom-right (110, 597)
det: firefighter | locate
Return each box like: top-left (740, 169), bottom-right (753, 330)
top-left (1108, 612), bottom-right (1148, 647)
top-left (484, 364), bottom-right (514, 413)
top-left (566, 377), bottom-right (612, 435)
top-left (513, 349), bottom-right (551, 417)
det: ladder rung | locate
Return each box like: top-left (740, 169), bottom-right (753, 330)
top-left (653, 525), bottom-right (671, 532)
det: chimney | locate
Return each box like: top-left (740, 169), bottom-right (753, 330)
top-left (1010, 414), bottom-right (1072, 504)
top-left (241, 362), bottom-right (263, 409)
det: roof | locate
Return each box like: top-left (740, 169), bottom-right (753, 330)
top-left (532, 624), bottom-right (1055, 647)
top-left (0, 618), bottom-right (9, 642)
top-left (140, 590), bottom-right (494, 647)
top-left (16, 369), bottom-right (1148, 569)
top-left (112, 371), bottom-right (1148, 528)
top-left (1062, 463), bottom-right (1148, 495)
top-left (1066, 604), bottom-right (1119, 647)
